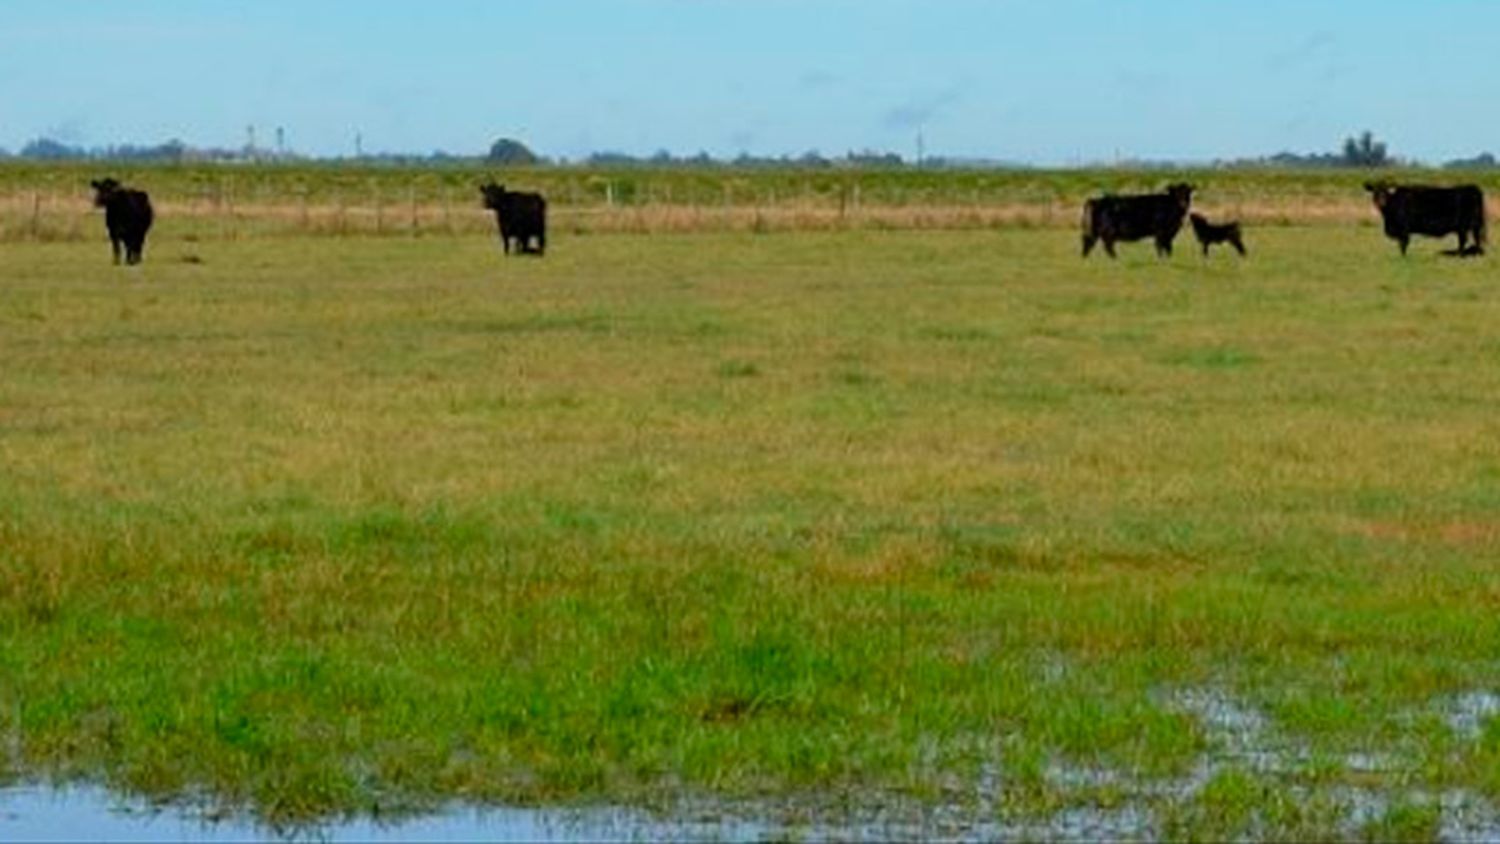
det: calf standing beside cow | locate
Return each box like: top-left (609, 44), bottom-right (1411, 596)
top-left (1079, 179), bottom-right (1487, 260)
top-left (1080, 182), bottom-right (1246, 259)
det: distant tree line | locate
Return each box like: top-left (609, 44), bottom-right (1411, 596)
top-left (575, 147), bottom-right (912, 169)
top-left (4, 136), bottom-right (304, 164)
top-left (0, 134), bottom-right (922, 169)
top-left (1, 131), bottom-right (1495, 170)
top-left (1442, 152), bottom-right (1497, 170)
top-left (1230, 130), bottom-right (1496, 170)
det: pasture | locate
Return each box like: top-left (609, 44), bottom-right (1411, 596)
top-left (2, 203), bottom-right (1499, 837)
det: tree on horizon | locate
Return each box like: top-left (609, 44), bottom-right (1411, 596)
top-left (1342, 130), bottom-right (1389, 167)
top-left (487, 138), bottom-right (539, 165)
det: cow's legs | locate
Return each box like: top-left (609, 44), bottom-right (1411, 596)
top-left (535, 230), bottom-right (545, 255)
top-left (1081, 232), bottom-right (1097, 257)
top-left (1398, 236), bottom-right (1410, 256)
top-left (1230, 234), bottom-right (1246, 256)
top-left (111, 237), bottom-right (122, 265)
top-left (1102, 237), bottom-right (1117, 259)
top-left (501, 234), bottom-right (512, 255)
top-left (1156, 236), bottom-right (1173, 257)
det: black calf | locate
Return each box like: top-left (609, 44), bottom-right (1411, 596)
top-left (1189, 213), bottom-right (1246, 257)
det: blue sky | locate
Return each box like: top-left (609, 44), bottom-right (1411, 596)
top-left (2, 1), bottom-right (1497, 165)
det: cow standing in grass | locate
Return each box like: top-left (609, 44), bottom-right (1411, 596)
top-left (90, 178), bottom-right (153, 265)
top-left (1081, 183), bottom-right (1194, 259)
top-left (1364, 181), bottom-right (1486, 256)
top-left (479, 182), bottom-right (546, 256)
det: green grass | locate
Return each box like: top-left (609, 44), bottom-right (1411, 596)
top-left (1, 224), bottom-right (1499, 834)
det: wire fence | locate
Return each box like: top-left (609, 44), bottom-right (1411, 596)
top-left (0, 178), bottom-right (1439, 244)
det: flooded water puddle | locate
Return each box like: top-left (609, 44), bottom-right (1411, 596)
top-left (5, 686), bottom-right (1500, 842)
top-left (0, 781), bottom-right (1165, 843)
top-left (1447, 690), bottom-right (1500, 741)
top-left (0, 784), bottom-right (770, 843)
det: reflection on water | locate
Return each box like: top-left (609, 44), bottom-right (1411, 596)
top-left (0, 784), bottom-right (767, 843)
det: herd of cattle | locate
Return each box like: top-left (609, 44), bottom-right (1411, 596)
top-left (1080, 181), bottom-right (1487, 259)
top-left (87, 176), bottom-right (1487, 266)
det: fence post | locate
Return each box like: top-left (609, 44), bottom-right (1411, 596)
top-left (408, 180), bottom-right (418, 236)
top-left (220, 177), bottom-right (233, 240)
top-left (66, 192), bottom-right (82, 241)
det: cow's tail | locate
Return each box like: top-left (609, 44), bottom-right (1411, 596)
top-left (1080, 199), bottom-right (1098, 257)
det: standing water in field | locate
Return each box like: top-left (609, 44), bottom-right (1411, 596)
top-left (0, 781), bottom-right (1164, 842)
top-left (0, 784), bottom-right (773, 843)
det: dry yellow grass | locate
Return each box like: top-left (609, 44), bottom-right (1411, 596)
top-left (12, 185), bottom-right (1500, 243)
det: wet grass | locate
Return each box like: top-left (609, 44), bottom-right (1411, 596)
top-left (1, 226), bottom-right (1499, 835)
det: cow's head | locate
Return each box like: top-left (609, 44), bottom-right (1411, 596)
top-left (478, 181), bottom-right (507, 210)
top-left (1364, 181), bottom-right (1394, 209)
top-left (1165, 182), bottom-right (1194, 210)
top-left (90, 178), bottom-right (121, 207)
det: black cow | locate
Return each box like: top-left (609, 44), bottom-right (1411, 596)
top-left (1363, 181), bottom-right (1486, 256)
top-left (479, 182), bottom-right (546, 255)
top-left (90, 178), bottom-right (153, 265)
top-left (1081, 183), bottom-right (1194, 258)
top-left (1189, 213), bottom-right (1247, 257)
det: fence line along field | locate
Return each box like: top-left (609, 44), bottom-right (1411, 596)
top-left (2, 166), bottom-right (1500, 838)
top-left (5, 162), bottom-right (1500, 242)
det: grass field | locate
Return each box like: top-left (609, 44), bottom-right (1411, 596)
top-left (2, 219), bottom-right (1500, 837)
